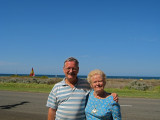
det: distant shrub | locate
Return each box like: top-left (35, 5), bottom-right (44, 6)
top-left (40, 76), bottom-right (49, 79)
top-left (46, 78), bottom-right (62, 85)
top-left (10, 74), bottom-right (19, 77)
top-left (8, 79), bottom-right (17, 83)
top-left (46, 79), bottom-right (55, 85)
top-left (38, 80), bottom-right (47, 84)
top-left (127, 80), bottom-right (153, 91)
top-left (0, 76), bottom-right (62, 85)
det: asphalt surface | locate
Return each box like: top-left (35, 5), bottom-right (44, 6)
top-left (0, 90), bottom-right (160, 120)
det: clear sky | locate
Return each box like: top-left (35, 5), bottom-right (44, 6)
top-left (0, 0), bottom-right (160, 76)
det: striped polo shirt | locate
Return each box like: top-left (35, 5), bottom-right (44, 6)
top-left (46, 78), bottom-right (91, 120)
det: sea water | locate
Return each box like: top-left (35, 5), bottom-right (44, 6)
top-left (0, 74), bottom-right (160, 80)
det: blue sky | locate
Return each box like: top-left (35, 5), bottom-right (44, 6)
top-left (0, 0), bottom-right (160, 76)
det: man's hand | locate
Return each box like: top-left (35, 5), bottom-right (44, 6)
top-left (111, 93), bottom-right (118, 102)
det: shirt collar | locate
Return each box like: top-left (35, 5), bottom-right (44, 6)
top-left (61, 77), bottom-right (79, 86)
top-left (61, 78), bottom-right (67, 86)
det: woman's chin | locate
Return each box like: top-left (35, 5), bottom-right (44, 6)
top-left (94, 89), bottom-right (103, 93)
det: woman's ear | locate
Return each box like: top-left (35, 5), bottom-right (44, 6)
top-left (104, 80), bottom-right (106, 86)
top-left (90, 82), bottom-right (93, 89)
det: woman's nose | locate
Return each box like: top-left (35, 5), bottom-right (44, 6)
top-left (96, 82), bottom-right (100, 85)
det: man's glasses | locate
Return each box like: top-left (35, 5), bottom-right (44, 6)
top-left (64, 67), bottom-right (78, 71)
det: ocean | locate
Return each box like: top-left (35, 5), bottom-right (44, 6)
top-left (0, 74), bottom-right (160, 80)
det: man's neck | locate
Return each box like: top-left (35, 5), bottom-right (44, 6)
top-left (65, 78), bottom-right (78, 88)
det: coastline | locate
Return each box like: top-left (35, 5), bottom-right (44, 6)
top-left (0, 73), bottom-right (160, 80)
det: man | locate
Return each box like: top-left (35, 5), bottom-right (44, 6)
top-left (46, 57), bottom-right (118, 120)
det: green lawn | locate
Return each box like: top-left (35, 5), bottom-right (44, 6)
top-left (0, 83), bottom-right (160, 99)
top-left (0, 83), bottom-right (53, 93)
top-left (105, 87), bottom-right (160, 99)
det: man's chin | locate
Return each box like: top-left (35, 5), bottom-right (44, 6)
top-left (67, 76), bottom-right (76, 80)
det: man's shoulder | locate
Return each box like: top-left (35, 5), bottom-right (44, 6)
top-left (77, 78), bottom-right (91, 89)
top-left (55, 78), bottom-right (66, 85)
top-left (52, 79), bottom-right (65, 89)
top-left (78, 78), bottom-right (89, 84)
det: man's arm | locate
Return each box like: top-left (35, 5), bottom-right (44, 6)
top-left (48, 108), bottom-right (56, 120)
top-left (111, 93), bottom-right (118, 102)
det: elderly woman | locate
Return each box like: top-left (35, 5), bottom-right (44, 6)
top-left (85, 69), bottom-right (121, 120)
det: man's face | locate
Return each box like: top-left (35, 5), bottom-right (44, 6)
top-left (63, 61), bottom-right (79, 81)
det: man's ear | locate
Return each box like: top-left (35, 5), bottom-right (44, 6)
top-left (77, 67), bottom-right (79, 72)
top-left (63, 67), bottom-right (65, 73)
top-left (103, 80), bottom-right (106, 86)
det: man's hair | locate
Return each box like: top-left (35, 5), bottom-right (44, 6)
top-left (64, 57), bottom-right (79, 67)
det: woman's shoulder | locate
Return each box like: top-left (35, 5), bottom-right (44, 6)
top-left (107, 95), bottom-right (120, 107)
top-left (89, 90), bottom-right (94, 96)
top-left (106, 94), bottom-right (113, 100)
top-left (106, 95), bottom-right (117, 103)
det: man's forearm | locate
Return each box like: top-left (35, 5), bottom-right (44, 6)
top-left (48, 108), bottom-right (56, 120)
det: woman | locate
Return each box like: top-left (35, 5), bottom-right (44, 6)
top-left (85, 69), bottom-right (121, 120)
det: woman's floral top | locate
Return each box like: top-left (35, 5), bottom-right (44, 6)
top-left (85, 90), bottom-right (121, 120)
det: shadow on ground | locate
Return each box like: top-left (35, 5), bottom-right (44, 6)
top-left (0, 101), bottom-right (30, 109)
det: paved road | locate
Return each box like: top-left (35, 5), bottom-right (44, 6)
top-left (0, 91), bottom-right (160, 120)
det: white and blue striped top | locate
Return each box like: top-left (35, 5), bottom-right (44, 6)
top-left (46, 78), bottom-right (91, 120)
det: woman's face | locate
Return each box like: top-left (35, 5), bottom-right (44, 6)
top-left (90, 74), bottom-right (106, 93)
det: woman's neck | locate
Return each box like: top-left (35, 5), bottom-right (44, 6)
top-left (93, 91), bottom-right (108, 99)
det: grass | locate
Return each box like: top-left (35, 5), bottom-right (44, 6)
top-left (105, 87), bottom-right (160, 99)
top-left (0, 83), bottom-right (53, 93)
top-left (0, 82), bottom-right (160, 99)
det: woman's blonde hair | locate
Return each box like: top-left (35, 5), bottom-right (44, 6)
top-left (87, 69), bottom-right (106, 84)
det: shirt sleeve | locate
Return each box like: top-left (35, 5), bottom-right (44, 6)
top-left (111, 101), bottom-right (121, 120)
top-left (46, 85), bottom-right (58, 109)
